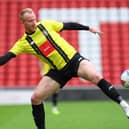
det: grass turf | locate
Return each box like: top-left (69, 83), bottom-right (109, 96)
top-left (0, 101), bottom-right (129, 129)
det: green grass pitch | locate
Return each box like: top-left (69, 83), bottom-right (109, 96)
top-left (0, 101), bottom-right (129, 129)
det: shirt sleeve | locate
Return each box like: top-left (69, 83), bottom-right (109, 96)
top-left (9, 39), bottom-right (25, 56)
top-left (0, 52), bottom-right (16, 65)
top-left (44, 20), bottom-right (64, 32)
top-left (62, 22), bottom-right (90, 30)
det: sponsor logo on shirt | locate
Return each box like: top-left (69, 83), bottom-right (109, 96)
top-left (39, 41), bottom-right (55, 56)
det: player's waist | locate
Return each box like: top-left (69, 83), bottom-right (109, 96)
top-left (39, 49), bottom-right (77, 70)
top-left (57, 52), bottom-right (80, 70)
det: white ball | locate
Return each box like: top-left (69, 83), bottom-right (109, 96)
top-left (121, 70), bottom-right (129, 88)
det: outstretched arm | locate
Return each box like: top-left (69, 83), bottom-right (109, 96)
top-left (63, 22), bottom-right (90, 30)
top-left (0, 52), bottom-right (16, 65)
top-left (62, 22), bottom-right (102, 36)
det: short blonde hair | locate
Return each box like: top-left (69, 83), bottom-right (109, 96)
top-left (19, 8), bottom-right (33, 22)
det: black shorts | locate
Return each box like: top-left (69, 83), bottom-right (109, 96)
top-left (45, 53), bottom-right (86, 88)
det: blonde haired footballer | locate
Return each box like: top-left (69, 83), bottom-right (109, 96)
top-left (0, 8), bottom-right (129, 129)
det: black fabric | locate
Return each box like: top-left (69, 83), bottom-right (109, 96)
top-left (0, 52), bottom-right (16, 65)
top-left (45, 53), bottom-right (86, 87)
top-left (32, 103), bottom-right (45, 129)
top-left (97, 79), bottom-right (122, 103)
top-left (52, 93), bottom-right (58, 106)
top-left (62, 22), bottom-right (89, 31)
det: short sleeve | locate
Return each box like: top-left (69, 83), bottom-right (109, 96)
top-left (43, 20), bottom-right (63, 32)
top-left (9, 40), bottom-right (24, 56)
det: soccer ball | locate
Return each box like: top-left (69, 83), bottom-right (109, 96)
top-left (121, 70), bottom-right (129, 88)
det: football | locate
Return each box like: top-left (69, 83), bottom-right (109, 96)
top-left (120, 70), bottom-right (129, 88)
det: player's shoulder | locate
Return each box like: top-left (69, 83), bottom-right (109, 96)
top-left (15, 34), bottom-right (27, 44)
top-left (39, 19), bottom-right (62, 26)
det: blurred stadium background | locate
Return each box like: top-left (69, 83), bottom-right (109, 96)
top-left (0, 0), bottom-right (129, 104)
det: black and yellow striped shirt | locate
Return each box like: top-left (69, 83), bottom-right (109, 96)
top-left (10, 20), bottom-right (77, 70)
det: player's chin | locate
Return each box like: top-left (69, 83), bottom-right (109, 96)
top-left (31, 26), bottom-right (36, 32)
top-left (32, 28), bottom-right (36, 32)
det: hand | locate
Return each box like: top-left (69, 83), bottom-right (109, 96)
top-left (94, 31), bottom-right (102, 38)
top-left (89, 28), bottom-right (103, 37)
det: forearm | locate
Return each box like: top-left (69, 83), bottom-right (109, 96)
top-left (62, 22), bottom-right (101, 34)
top-left (62, 22), bottom-right (90, 30)
top-left (0, 52), bottom-right (16, 65)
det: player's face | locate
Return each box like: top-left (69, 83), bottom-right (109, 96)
top-left (23, 12), bottom-right (37, 34)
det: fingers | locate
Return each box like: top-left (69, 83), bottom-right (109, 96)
top-left (95, 31), bottom-right (103, 37)
top-left (89, 27), bottom-right (103, 38)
